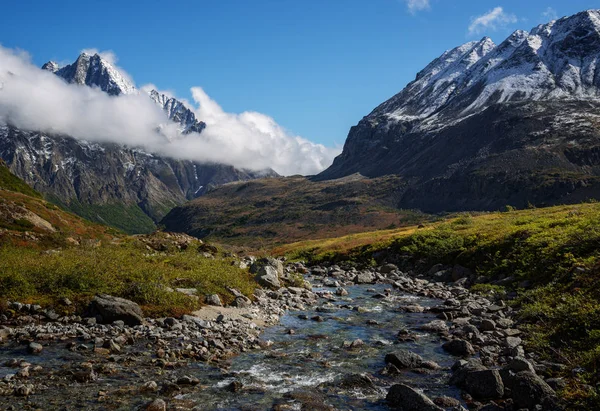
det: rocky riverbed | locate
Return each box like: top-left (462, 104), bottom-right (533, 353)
top-left (0, 260), bottom-right (564, 410)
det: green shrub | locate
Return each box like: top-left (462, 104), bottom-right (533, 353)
top-left (0, 241), bottom-right (256, 317)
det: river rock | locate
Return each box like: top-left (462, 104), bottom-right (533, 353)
top-left (14, 384), bottom-right (34, 396)
top-left (505, 336), bottom-right (522, 349)
top-left (337, 373), bottom-right (377, 392)
top-left (511, 371), bottom-right (557, 409)
top-left (479, 319), bottom-right (496, 331)
top-left (205, 294), bottom-right (222, 306)
top-left (146, 398), bottom-right (167, 411)
top-left (255, 266), bottom-right (281, 290)
top-left (141, 381), bottom-right (159, 392)
top-left (385, 350), bottom-right (423, 369)
top-left (419, 320), bottom-right (448, 333)
top-left (177, 375), bottom-right (200, 385)
top-left (336, 287), bottom-right (349, 296)
top-left (88, 294), bottom-right (144, 326)
top-left (380, 264), bottom-right (398, 274)
top-left (386, 383), bottom-right (443, 410)
top-left (232, 295), bottom-right (252, 308)
top-left (442, 339), bottom-right (474, 357)
top-left (508, 357), bottom-right (536, 374)
top-left (463, 369), bottom-right (504, 400)
top-left (433, 396), bottom-right (461, 408)
top-left (27, 342), bottom-right (43, 354)
top-left (251, 258), bottom-right (284, 277)
top-left (400, 304), bottom-right (425, 313)
top-left (353, 272), bottom-right (376, 284)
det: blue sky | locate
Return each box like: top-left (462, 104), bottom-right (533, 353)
top-left (0, 0), bottom-right (598, 148)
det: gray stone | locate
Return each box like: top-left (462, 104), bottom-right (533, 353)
top-left (177, 375), bottom-right (200, 385)
top-left (146, 398), bottom-right (167, 411)
top-left (386, 383), bottom-right (443, 410)
top-left (141, 380), bottom-right (159, 392)
top-left (442, 339), bottom-right (475, 357)
top-left (419, 320), bottom-right (449, 333)
top-left (231, 296), bottom-right (251, 308)
top-left (88, 294), bottom-right (144, 326)
top-left (27, 342), bottom-right (43, 354)
top-left (505, 336), bottom-right (522, 349)
top-left (385, 350), bottom-right (424, 369)
top-left (511, 371), bottom-right (557, 409)
top-left (479, 319), bottom-right (496, 332)
top-left (205, 294), bottom-right (222, 306)
top-left (182, 315), bottom-right (212, 329)
top-left (14, 384), bottom-right (34, 396)
top-left (463, 369), bottom-right (504, 400)
top-left (380, 264), bottom-right (399, 274)
top-left (509, 357), bottom-right (536, 374)
top-left (353, 272), bottom-right (376, 284)
top-left (255, 266), bottom-right (281, 289)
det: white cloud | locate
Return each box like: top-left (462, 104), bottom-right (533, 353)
top-left (404, 0), bottom-right (430, 14)
top-left (542, 7), bottom-right (558, 21)
top-left (468, 7), bottom-right (518, 36)
top-left (0, 45), bottom-right (340, 176)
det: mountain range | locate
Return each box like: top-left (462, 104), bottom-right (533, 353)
top-left (3, 10), bottom-right (600, 237)
top-left (1, 52), bottom-right (276, 233)
top-left (318, 9), bottom-right (600, 211)
top-left (162, 9), bottom-right (600, 242)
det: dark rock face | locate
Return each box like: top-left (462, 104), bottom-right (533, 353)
top-left (88, 294), bottom-right (144, 326)
top-left (318, 11), bottom-right (600, 212)
top-left (148, 90), bottom-right (206, 134)
top-left (55, 53), bottom-right (135, 96)
top-left (0, 52), bottom-right (278, 233)
top-left (0, 125), bottom-right (273, 232)
top-left (386, 383), bottom-right (443, 411)
top-left (320, 100), bottom-right (600, 212)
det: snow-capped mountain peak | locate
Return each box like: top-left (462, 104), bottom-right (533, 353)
top-left (47, 52), bottom-right (137, 96)
top-left (371, 37), bottom-right (496, 122)
top-left (41, 61), bottom-right (59, 73)
top-left (148, 89), bottom-right (206, 134)
top-left (369, 9), bottom-right (600, 129)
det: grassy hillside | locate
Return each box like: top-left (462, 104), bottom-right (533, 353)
top-left (65, 200), bottom-right (157, 234)
top-left (277, 202), bottom-right (600, 406)
top-left (0, 162), bottom-right (256, 317)
top-left (161, 174), bottom-right (436, 247)
top-left (0, 159), bottom-right (42, 198)
top-left (0, 236), bottom-right (255, 317)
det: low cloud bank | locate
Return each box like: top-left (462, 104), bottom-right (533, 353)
top-left (0, 46), bottom-right (340, 175)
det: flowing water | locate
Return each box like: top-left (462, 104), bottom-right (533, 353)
top-left (0, 283), bottom-right (466, 410)
top-left (179, 283), bottom-right (465, 410)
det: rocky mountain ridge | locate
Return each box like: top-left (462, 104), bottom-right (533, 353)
top-left (0, 52), bottom-right (276, 233)
top-left (319, 10), bottom-right (600, 212)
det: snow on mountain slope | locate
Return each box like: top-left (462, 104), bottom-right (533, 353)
top-left (370, 10), bottom-right (600, 130)
top-left (319, 10), bottom-right (600, 213)
top-left (148, 89), bottom-right (206, 134)
top-left (50, 52), bottom-right (137, 96)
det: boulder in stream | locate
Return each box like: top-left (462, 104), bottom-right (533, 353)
top-left (88, 294), bottom-right (144, 326)
top-left (386, 383), bottom-right (443, 410)
top-left (385, 349), bottom-right (424, 369)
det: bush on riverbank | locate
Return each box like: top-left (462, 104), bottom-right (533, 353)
top-left (0, 239), bottom-right (256, 317)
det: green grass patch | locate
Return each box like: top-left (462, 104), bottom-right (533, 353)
top-left (0, 240), bottom-right (256, 317)
top-left (0, 161), bottom-right (42, 198)
top-left (65, 201), bottom-right (157, 234)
